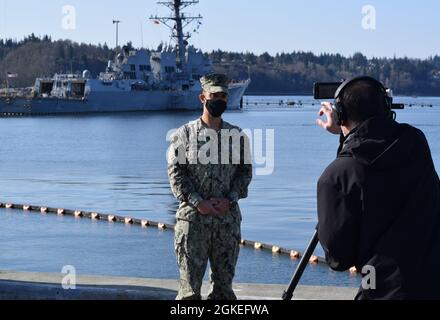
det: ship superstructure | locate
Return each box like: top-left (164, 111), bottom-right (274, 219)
top-left (0, 0), bottom-right (249, 115)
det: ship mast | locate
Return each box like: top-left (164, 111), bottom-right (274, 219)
top-left (150, 0), bottom-right (202, 71)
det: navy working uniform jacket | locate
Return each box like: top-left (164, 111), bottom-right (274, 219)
top-left (317, 116), bottom-right (440, 300)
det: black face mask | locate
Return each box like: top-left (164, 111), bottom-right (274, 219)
top-left (206, 99), bottom-right (227, 118)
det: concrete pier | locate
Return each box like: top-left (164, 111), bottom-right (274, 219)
top-left (0, 270), bottom-right (357, 300)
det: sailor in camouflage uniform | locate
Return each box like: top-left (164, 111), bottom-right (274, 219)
top-left (167, 73), bottom-right (253, 300)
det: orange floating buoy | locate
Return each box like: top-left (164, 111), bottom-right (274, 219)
top-left (290, 250), bottom-right (300, 259)
top-left (23, 205), bottom-right (31, 211)
top-left (309, 255), bottom-right (319, 264)
top-left (57, 209), bottom-right (65, 215)
top-left (40, 207), bottom-right (48, 213)
top-left (74, 210), bottom-right (83, 217)
top-left (108, 215), bottom-right (116, 222)
top-left (349, 266), bottom-right (358, 274)
top-left (125, 217), bottom-right (133, 224)
top-left (91, 212), bottom-right (100, 220)
top-left (272, 246), bottom-right (281, 254)
top-left (5, 204), bottom-right (13, 209)
top-left (254, 242), bottom-right (263, 250)
top-left (158, 223), bottom-right (166, 230)
top-left (141, 220), bottom-right (150, 227)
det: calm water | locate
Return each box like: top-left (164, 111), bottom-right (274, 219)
top-left (1, 95), bottom-right (439, 287)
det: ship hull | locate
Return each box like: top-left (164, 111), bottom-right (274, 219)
top-left (0, 82), bottom-right (248, 116)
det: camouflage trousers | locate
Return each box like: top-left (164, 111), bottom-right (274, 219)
top-left (174, 219), bottom-right (241, 300)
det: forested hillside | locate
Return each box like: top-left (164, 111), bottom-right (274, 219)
top-left (1, 34), bottom-right (439, 96)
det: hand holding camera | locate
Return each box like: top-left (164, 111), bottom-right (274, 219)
top-left (316, 102), bottom-right (342, 135)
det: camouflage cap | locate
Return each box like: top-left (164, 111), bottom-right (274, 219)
top-left (200, 73), bottom-right (230, 95)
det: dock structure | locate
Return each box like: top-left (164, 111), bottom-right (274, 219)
top-left (243, 98), bottom-right (318, 107)
top-left (0, 270), bottom-right (358, 300)
top-left (243, 98), bottom-right (434, 109)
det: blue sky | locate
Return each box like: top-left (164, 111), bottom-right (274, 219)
top-left (0, 0), bottom-right (438, 58)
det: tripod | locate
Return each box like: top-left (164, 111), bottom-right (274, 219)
top-left (282, 230), bottom-right (319, 300)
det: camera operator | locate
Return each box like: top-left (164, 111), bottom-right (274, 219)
top-left (316, 76), bottom-right (440, 300)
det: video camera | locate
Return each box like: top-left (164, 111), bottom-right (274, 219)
top-left (313, 81), bottom-right (405, 109)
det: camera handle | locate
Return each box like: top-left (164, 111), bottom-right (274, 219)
top-left (282, 230), bottom-right (319, 300)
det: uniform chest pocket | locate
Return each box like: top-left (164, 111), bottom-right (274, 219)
top-left (222, 142), bottom-right (241, 165)
top-left (186, 146), bottom-right (199, 164)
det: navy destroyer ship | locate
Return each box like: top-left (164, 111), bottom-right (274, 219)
top-left (0, 0), bottom-right (250, 116)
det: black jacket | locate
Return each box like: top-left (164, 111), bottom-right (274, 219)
top-left (317, 116), bottom-right (440, 300)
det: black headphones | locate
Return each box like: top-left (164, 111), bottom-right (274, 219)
top-left (333, 76), bottom-right (392, 126)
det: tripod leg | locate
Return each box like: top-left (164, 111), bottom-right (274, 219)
top-left (282, 230), bottom-right (319, 300)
